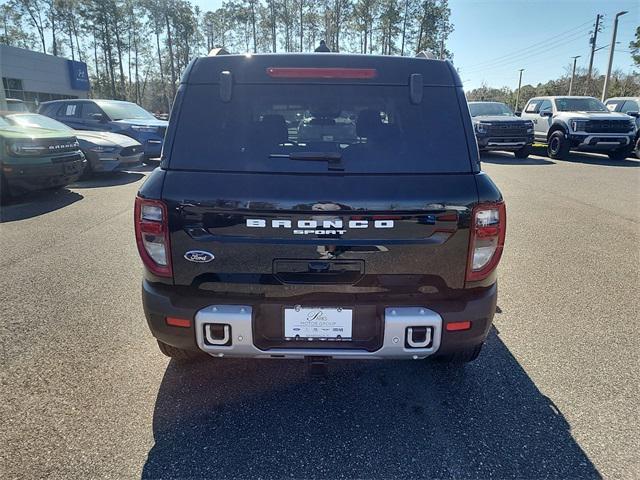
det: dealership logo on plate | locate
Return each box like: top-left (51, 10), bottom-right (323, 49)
top-left (184, 250), bottom-right (215, 263)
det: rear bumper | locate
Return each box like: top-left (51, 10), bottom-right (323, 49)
top-left (142, 280), bottom-right (497, 359)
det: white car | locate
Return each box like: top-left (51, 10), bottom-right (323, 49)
top-left (604, 97), bottom-right (640, 158)
top-left (520, 96), bottom-right (636, 160)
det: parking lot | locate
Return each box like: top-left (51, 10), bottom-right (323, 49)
top-left (1, 150), bottom-right (638, 479)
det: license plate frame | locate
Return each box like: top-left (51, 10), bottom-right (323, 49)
top-left (284, 307), bottom-right (353, 340)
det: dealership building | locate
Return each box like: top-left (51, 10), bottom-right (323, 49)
top-left (1, 44), bottom-right (90, 110)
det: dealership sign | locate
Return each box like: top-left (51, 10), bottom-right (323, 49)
top-left (67, 60), bottom-right (90, 91)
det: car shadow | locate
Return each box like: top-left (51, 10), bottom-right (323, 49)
top-left (70, 171), bottom-right (146, 189)
top-left (480, 151), bottom-right (555, 166)
top-left (555, 151), bottom-right (640, 167)
top-left (0, 188), bottom-right (83, 222)
top-left (141, 330), bottom-right (600, 479)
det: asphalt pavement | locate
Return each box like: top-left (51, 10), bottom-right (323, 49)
top-left (1, 151), bottom-right (638, 479)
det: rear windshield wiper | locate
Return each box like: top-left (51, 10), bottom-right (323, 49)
top-left (269, 152), bottom-right (344, 171)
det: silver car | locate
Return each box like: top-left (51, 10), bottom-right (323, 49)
top-left (5, 113), bottom-right (144, 174)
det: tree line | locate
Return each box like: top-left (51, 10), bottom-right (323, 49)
top-left (1, 0), bottom-right (453, 112)
top-left (466, 64), bottom-right (640, 112)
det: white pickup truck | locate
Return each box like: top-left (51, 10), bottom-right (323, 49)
top-left (520, 96), bottom-right (636, 160)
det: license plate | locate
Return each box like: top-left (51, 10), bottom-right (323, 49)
top-left (284, 307), bottom-right (352, 339)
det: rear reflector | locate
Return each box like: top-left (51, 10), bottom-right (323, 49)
top-left (436, 213), bottom-right (458, 222)
top-left (446, 321), bottom-right (472, 332)
top-left (266, 67), bottom-right (377, 79)
top-left (166, 317), bottom-right (191, 328)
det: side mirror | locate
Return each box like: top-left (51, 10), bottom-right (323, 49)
top-left (90, 112), bottom-right (106, 122)
top-left (514, 111), bottom-right (522, 117)
top-left (626, 111), bottom-right (639, 118)
top-left (540, 111), bottom-right (552, 118)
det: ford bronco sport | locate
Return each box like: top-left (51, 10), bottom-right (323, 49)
top-left (0, 115), bottom-right (85, 201)
top-left (520, 96), bottom-right (636, 160)
top-left (135, 52), bottom-right (506, 367)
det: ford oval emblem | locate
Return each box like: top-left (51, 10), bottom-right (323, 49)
top-left (184, 250), bottom-right (215, 263)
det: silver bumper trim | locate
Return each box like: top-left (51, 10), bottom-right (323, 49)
top-left (195, 305), bottom-right (442, 359)
top-left (486, 141), bottom-right (526, 147)
top-left (579, 134), bottom-right (630, 146)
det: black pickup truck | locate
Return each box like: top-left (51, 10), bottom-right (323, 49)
top-left (135, 52), bottom-right (506, 368)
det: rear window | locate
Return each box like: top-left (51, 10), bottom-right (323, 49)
top-left (169, 84), bottom-right (472, 173)
top-left (469, 102), bottom-right (513, 117)
top-left (554, 97), bottom-right (607, 112)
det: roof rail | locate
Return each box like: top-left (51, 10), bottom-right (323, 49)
top-left (208, 47), bottom-right (230, 56)
top-left (415, 50), bottom-right (437, 60)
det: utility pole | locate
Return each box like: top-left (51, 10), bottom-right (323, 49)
top-left (514, 68), bottom-right (524, 113)
top-left (569, 55), bottom-right (581, 95)
top-left (602, 11), bottom-right (628, 101)
top-left (584, 13), bottom-right (601, 95)
top-left (0, 58), bottom-right (6, 110)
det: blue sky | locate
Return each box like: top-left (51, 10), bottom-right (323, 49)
top-left (194, 0), bottom-right (638, 91)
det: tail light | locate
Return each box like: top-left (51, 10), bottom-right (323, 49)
top-left (134, 197), bottom-right (172, 277)
top-left (466, 202), bottom-right (506, 282)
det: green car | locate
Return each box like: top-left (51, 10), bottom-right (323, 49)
top-left (0, 116), bottom-right (85, 201)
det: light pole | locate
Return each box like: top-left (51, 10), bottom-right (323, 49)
top-left (514, 69), bottom-right (524, 113)
top-left (601, 10), bottom-right (628, 101)
top-left (569, 55), bottom-right (581, 95)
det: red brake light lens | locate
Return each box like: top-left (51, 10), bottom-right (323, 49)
top-left (466, 202), bottom-right (506, 282)
top-left (134, 197), bottom-right (172, 277)
top-left (266, 67), bottom-right (377, 79)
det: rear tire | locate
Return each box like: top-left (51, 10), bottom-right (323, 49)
top-left (513, 146), bottom-right (530, 159)
top-left (434, 343), bottom-right (483, 364)
top-left (608, 145), bottom-right (634, 160)
top-left (635, 137), bottom-right (640, 159)
top-left (547, 131), bottom-right (570, 159)
top-left (157, 340), bottom-right (205, 362)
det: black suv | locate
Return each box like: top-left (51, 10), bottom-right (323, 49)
top-left (135, 53), bottom-right (506, 367)
top-left (469, 101), bottom-right (534, 158)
